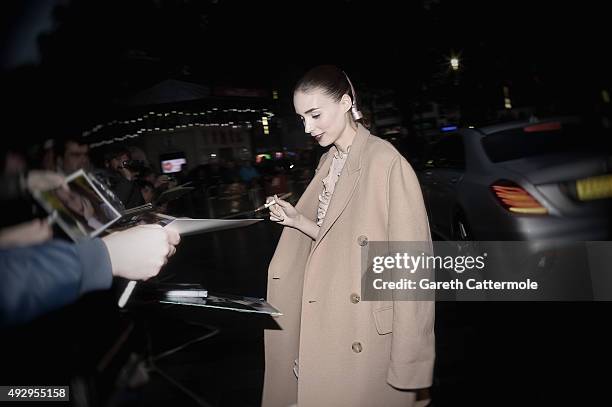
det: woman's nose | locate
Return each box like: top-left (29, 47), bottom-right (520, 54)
top-left (303, 119), bottom-right (313, 134)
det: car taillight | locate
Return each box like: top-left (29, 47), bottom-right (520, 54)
top-left (523, 122), bottom-right (562, 132)
top-left (491, 181), bottom-right (548, 215)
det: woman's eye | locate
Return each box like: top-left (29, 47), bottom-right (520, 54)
top-left (312, 114), bottom-right (320, 119)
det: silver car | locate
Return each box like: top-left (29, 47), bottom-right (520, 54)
top-left (416, 116), bottom-right (612, 241)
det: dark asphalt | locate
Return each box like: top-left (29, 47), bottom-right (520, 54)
top-left (2, 222), bottom-right (611, 406)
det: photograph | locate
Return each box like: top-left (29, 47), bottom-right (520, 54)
top-left (34, 170), bottom-right (122, 240)
top-left (160, 293), bottom-right (282, 316)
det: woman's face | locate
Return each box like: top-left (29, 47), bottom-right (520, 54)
top-left (56, 188), bottom-right (84, 215)
top-left (293, 87), bottom-right (351, 148)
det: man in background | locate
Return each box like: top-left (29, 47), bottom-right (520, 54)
top-left (57, 137), bottom-right (90, 174)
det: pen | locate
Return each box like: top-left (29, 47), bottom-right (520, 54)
top-left (254, 192), bottom-right (293, 212)
top-left (118, 280), bottom-right (136, 308)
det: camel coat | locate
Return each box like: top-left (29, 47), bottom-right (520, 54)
top-left (263, 124), bottom-right (434, 407)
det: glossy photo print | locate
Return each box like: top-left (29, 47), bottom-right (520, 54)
top-left (34, 170), bottom-right (122, 241)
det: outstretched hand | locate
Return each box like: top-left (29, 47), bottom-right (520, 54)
top-left (102, 224), bottom-right (181, 281)
top-left (26, 170), bottom-right (66, 193)
top-left (0, 219), bottom-right (53, 248)
top-left (268, 194), bottom-right (301, 228)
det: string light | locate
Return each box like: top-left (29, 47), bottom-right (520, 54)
top-left (81, 107), bottom-right (274, 138)
top-left (85, 107), bottom-right (274, 148)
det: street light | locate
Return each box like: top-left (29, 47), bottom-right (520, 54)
top-left (450, 56), bottom-right (460, 71)
top-left (503, 86), bottom-right (513, 109)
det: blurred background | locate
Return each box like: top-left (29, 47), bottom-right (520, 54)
top-left (1, 1), bottom-right (611, 406)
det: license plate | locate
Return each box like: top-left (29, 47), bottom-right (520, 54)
top-left (576, 174), bottom-right (612, 201)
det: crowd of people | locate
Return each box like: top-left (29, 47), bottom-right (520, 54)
top-left (0, 139), bottom-right (182, 328)
top-left (184, 154), bottom-right (317, 218)
top-left (0, 133), bottom-right (317, 327)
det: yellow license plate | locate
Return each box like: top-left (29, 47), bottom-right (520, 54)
top-left (576, 174), bottom-right (612, 201)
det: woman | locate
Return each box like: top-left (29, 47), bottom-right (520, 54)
top-left (263, 65), bottom-right (434, 407)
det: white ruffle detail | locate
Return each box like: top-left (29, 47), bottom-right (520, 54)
top-left (317, 147), bottom-right (350, 226)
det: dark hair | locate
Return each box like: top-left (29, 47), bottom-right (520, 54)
top-left (103, 145), bottom-right (130, 162)
top-left (294, 65), bottom-right (369, 127)
top-left (56, 137), bottom-right (88, 157)
top-left (294, 65), bottom-right (353, 103)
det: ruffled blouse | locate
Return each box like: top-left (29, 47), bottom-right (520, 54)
top-left (316, 146), bottom-right (350, 227)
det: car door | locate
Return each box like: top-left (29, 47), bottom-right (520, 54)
top-left (427, 134), bottom-right (466, 238)
top-left (418, 144), bottom-right (438, 229)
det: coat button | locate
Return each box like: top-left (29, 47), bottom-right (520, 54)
top-left (350, 293), bottom-right (361, 304)
top-left (357, 235), bottom-right (368, 246)
top-left (351, 342), bottom-right (363, 353)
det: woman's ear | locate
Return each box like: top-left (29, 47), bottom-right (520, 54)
top-left (340, 94), bottom-right (353, 114)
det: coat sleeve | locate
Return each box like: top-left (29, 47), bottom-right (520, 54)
top-left (385, 155), bottom-right (435, 389)
top-left (0, 238), bottom-right (113, 327)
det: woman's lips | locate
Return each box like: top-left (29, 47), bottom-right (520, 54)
top-left (313, 132), bottom-right (324, 141)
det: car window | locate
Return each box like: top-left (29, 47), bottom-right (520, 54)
top-left (482, 121), bottom-right (612, 163)
top-left (428, 134), bottom-right (465, 169)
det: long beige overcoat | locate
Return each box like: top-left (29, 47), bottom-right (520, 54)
top-left (263, 124), bottom-right (434, 407)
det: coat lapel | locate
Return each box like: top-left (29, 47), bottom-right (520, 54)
top-left (310, 124), bottom-right (369, 255)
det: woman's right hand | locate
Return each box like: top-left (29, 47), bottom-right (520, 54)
top-left (267, 195), bottom-right (301, 228)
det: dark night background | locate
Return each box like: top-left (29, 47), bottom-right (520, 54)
top-left (2, 0), bottom-right (610, 145)
top-left (2, 1), bottom-right (612, 407)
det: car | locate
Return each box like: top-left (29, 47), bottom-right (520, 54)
top-left (416, 116), bottom-right (612, 241)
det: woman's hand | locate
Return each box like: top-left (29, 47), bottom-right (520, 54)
top-left (268, 194), bottom-right (301, 228)
top-left (267, 194), bottom-right (320, 240)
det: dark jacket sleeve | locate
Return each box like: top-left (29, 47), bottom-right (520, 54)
top-left (0, 238), bottom-right (113, 327)
top-left (112, 177), bottom-right (144, 209)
